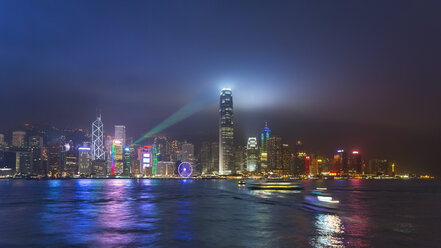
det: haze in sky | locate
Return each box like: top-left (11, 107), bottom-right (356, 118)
top-left (1, 0), bottom-right (440, 175)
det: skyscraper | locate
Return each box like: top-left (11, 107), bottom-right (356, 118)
top-left (219, 88), bottom-right (234, 175)
top-left (12, 131), bottom-right (26, 147)
top-left (181, 142), bottom-right (194, 165)
top-left (267, 136), bottom-right (283, 173)
top-left (246, 137), bottom-right (259, 173)
top-left (260, 122), bottom-right (271, 172)
top-left (78, 147), bottom-right (92, 176)
top-left (92, 115), bottom-right (105, 160)
top-left (114, 125), bottom-right (126, 145)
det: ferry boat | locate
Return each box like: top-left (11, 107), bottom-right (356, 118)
top-left (248, 181), bottom-right (303, 190)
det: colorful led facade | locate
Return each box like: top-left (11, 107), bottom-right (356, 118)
top-left (138, 146), bottom-right (158, 176)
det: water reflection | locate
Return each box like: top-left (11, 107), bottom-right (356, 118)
top-left (311, 214), bottom-right (345, 248)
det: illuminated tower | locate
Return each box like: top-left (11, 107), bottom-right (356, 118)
top-left (219, 88), bottom-right (234, 175)
top-left (114, 125), bottom-right (126, 145)
top-left (92, 115), bottom-right (105, 160)
top-left (246, 137), bottom-right (258, 172)
top-left (260, 122), bottom-right (271, 171)
top-left (12, 131), bottom-right (26, 147)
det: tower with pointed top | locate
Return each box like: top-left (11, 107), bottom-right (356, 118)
top-left (260, 122), bottom-right (271, 172)
top-left (219, 88), bottom-right (234, 175)
top-left (92, 115), bottom-right (105, 160)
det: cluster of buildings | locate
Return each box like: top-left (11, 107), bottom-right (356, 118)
top-left (0, 89), bottom-right (398, 178)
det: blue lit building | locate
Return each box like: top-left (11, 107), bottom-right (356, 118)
top-left (219, 88), bottom-right (234, 175)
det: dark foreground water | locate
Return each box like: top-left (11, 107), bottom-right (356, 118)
top-left (0, 179), bottom-right (440, 247)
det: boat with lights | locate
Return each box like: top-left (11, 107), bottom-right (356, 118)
top-left (248, 181), bottom-right (303, 190)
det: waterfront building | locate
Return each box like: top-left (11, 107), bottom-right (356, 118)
top-left (31, 147), bottom-right (45, 176)
top-left (78, 147), bottom-right (92, 176)
top-left (210, 142), bottom-right (219, 175)
top-left (181, 142), bottom-right (194, 165)
top-left (47, 145), bottom-right (62, 177)
top-left (334, 149), bottom-right (348, 175)
top-left (293, 140), bottom-right (306, 175)
top-left (114, 125), bottom-right (126, 145)
top-left (91, 160), bottom-right (106, 177)
top-left (138, 146), bottom-right (158, 176)
top-left (246, 137), bottom-right (259, 173)
top-left (200, 142), bottom-right (211, 175)
top-left (281, 144), bottom-right (291, 174)
top-left (92, 115), bottom-right (105, 160)
top-left (349, 150), bottom-right (362, 174)
top-left (234, 145), bottom-right (246, 174)
top-left (267, 136), bottom-right (283, 173)
top-left (63, 150), bottom-right (78, 177)
top-left (154, 136), bottom-right (170, 161)
top-left (12, 131), bottom-right (26, 147)
top-left (123, 147), bottom-right (131, 176)
top-left (111, 140), bottom-right (124, 175)
top-left (219, 88), bottom-right (234, 175)
top-left (156, 161), bottom-right (175, 176)
top-left (260, 122), bottom-right (271, 172)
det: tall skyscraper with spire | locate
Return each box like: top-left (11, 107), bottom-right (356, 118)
top-left (92, 115), bottom-right (105, 160)
top-left (260, 122), bottom-right (271, 171)
top-left (219, 88), bottom-right (234, 175)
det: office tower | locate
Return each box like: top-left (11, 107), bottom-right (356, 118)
top-left (219, 88), bottom-right (234, 175)
top-left (63, 150), bottom-right (78, 177)
top-left (260, 122), bottom-right (271, 171)
top-left (129, 145), bottom-right (141, 175)
top-left (92, 115), bottom-right (105, 160)
top-left (293, 140), bottom-right (306, 175)
top-left (246, 137), bottom-right (259, 173)
top-left (169, 140), bottom-right (182, 162)
top-left (16, 150), bottom-right (31, 175)
top-left (12, 131), bottom-right (26, 147)
top-left (234, 145), bottom-right (246, 174)
top-left (31, 147), bottom-right (45, 176)
top-left (334, 149), bottom-right (348, 174)
top-left (154, 136), bottom-right (170, 161)
top-left (0, 134), bottom-right (5, 145)
top-left (181, 142), bottom-right (194, 164)
top-left (111, 140), bottom-right (124, 175)
top-left (200, 142), bottom-right (211, 175)
top-left (114, 125), bottom-right (126, 145)
top-left (267, 136), bottom-right (283, 173)
top-left (47, 145), bottom-right (62, 177)
top-left (349, 150), bottom-right (362, 174)
top-left (78, 147), bottom-right (92, 176)
top-left (92, 160), bottom-right (107, 176)
top-left (122, 147), bottom-right (131, 176)
top-left (156, 161), bottom-right (175, 176)
top-left (281, 144), bottom-right (291, 174)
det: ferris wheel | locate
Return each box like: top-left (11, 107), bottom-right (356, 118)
top-left (178, 162), bottom-right (193, 177)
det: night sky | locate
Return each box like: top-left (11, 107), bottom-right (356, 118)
top-left (1, 1), bottom-right (440, 175)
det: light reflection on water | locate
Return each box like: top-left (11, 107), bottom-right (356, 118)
top-left (0, 179), bottom-right (439, 247)
top-left (311, 214), bottom-right (344, 248)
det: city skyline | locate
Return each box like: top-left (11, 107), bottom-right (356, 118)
top-left (1, 1), bottom-right (440, 176)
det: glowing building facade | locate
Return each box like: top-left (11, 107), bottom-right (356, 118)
top-left (92, 115), bottom-right (105, 160)
top-left (78, 147), bottom-right (92, 175)
top-left (246, 137), bottom-right (259, 172)
top-left (114, 125), bottom-right (126, 145)
top-left (111, 140), bottom-right (124, 175)
top-left (260, 122), bottom-right (271, 172)
top-left (138, 146), bottom-right (158, 176)
top-left (219, 88), bottom-right (234, 175)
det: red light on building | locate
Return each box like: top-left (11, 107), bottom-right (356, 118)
top-left (306, 156), bottom-right (310, 160)
top-left (329, 172), bottom-right (337, 176)
top-left (352, 151), bottom-right (359, 154)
